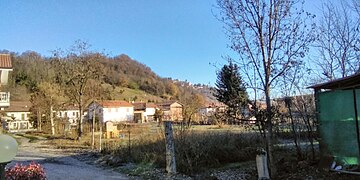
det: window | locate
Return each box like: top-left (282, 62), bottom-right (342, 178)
top-left (21, 113), bottom-right (25, 120)
top-left (11, 114), bottom-right (14, 117)
top-left (76, 112), bottom-right (79, 117)
top-left (59, 112), bottom-right (62, 117)
top-left (65, 112), bottom-right (68, 117)
top-left (73, 112), bottom-right (75, 116)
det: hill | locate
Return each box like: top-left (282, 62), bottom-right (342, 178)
top-left (2, 50), bottom-right (215, 105)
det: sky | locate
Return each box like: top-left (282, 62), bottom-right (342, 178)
top-left (0, 0), bottom-right (331, 86)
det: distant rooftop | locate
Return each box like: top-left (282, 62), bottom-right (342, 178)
top-left (132, 102), bottom-right (158, 110)
top-left (0, 54), bottom-right (13, 69)
top-left (5, 101), bottom-right (32, 112)
top-left (96, 100), bottom-right (133, 108)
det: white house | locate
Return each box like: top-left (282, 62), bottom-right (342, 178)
top-left (0, 54), bottom-right (12, 108)
top-left (132, 102), bottom-right (158, 123)
top-left (199, 102), bottom-right (227, 124)
top-left (88, 100), bottom-right (134, 123)
top-left (55, 105), bottom-right (87, 125)
top-left (1, 101), bottom-right (33, 131)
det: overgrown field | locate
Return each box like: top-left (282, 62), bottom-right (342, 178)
top-left (101, 123), bottom-right (263, 175)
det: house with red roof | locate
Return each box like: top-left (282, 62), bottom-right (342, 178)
top-left (88, 100), bottom-right (134, 123)
top-left (0, 54), bottom-right (12, 108)
top-left (132, 102), bottom-right (158, 123)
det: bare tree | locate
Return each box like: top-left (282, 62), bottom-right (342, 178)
top-left (181, 93), bottom-right (205, 127)
top-left (53, 41), bottom-right (105, 140)
top-left (316, 1), bottom-right (360, 80)
top-left (216, 0), bottom-right (316, 177)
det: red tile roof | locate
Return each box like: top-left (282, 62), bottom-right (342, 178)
top-left (0, 54), bottom-right (12, 69)
top-left (97, 100), bottom-right (133, 108)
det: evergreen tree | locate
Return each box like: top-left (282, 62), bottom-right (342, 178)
top-left (215, 62), bottom-right (248, 122)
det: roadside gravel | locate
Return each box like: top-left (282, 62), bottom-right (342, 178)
top-left (7, 135), bottom-right (129, 180)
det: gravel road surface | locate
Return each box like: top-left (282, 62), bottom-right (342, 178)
top-left (7, 135), bottom-right (128, 180)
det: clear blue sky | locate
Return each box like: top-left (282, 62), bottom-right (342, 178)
top-left (0, 0), bottom-right (327, 86)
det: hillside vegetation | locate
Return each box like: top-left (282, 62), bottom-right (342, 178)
top-left (1, 48), bottom-right (217, 108)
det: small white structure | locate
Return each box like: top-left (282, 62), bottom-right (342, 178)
top-left (88, 100), bottom-right (134, 123)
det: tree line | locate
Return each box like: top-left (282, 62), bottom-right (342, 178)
top-left (1, 41), bottom-right (206, 139)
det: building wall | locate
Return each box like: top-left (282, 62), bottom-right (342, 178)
top-left (170, 102), bottom-right (183, 120)
top-left (4, 111), bottom-right (33, 131)
top-left (144, 107), bottom-right (156, 117)
top-left (88, 102), bottom-right (134, 123)
top-left (6, 111), bottom-right (31, 121)
top-left (103, 107), bottom-right (134, 122)
top-left (55, 109), bottom-right (87, 125)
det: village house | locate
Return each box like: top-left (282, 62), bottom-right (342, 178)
top-left (1, 101), bottom-right (33, 132)
top-left (156, 101), bottom-right (183, 121)
top-left (55, 105), bottom-right (87, 126)
top-left (88, 100), bottom-right (134, 123)
top-left (132, 102), bottom-right (158, 123)
top-left (199, 102), bottom-right (226, 116)
top-left (0, 54), bottom-right (12, 109)
top-left (199, 102), bottom-right (226, 124)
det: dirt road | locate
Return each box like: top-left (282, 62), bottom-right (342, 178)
top-left (7, 135), bottom-right (128, 180)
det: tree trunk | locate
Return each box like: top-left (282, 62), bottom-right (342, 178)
top-left (301, 100), bottom-right (316, 161)
top-left (265, 86), bottom-right (276, 178)
top-left (78, 97), bottom-right (83, 140)
top-left (50, 105), bottom-right (55, 135)
top-left (37, 109), bottom-right (42, 131)
top-left (92, 109), bottom-right (95, 149)
top-left (286, 100), bottom-right (302, 160)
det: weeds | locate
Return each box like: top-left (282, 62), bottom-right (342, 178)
top-left (104, 125), bottom-right (263, 175)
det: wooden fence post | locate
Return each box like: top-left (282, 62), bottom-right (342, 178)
top-left (164, 121), bottom-right (176, 174)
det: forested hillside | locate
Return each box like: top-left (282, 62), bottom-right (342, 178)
top-left (0, 49), bottom-right (209, 105)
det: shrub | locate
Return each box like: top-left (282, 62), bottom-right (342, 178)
top-left (6, 162), bottom-right (46, 180)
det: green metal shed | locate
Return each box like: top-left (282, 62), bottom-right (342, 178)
top-left (310, 73), bottom-right (360, 166)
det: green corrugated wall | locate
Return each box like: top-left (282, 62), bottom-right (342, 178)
top-left (318, 89), bottom-right (360, 165)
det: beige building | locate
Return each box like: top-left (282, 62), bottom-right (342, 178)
top-left (156, 101), bottom-right (183, 121)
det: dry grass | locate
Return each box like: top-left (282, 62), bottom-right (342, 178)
top-left (102, 123), bottom-right (263, 175)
